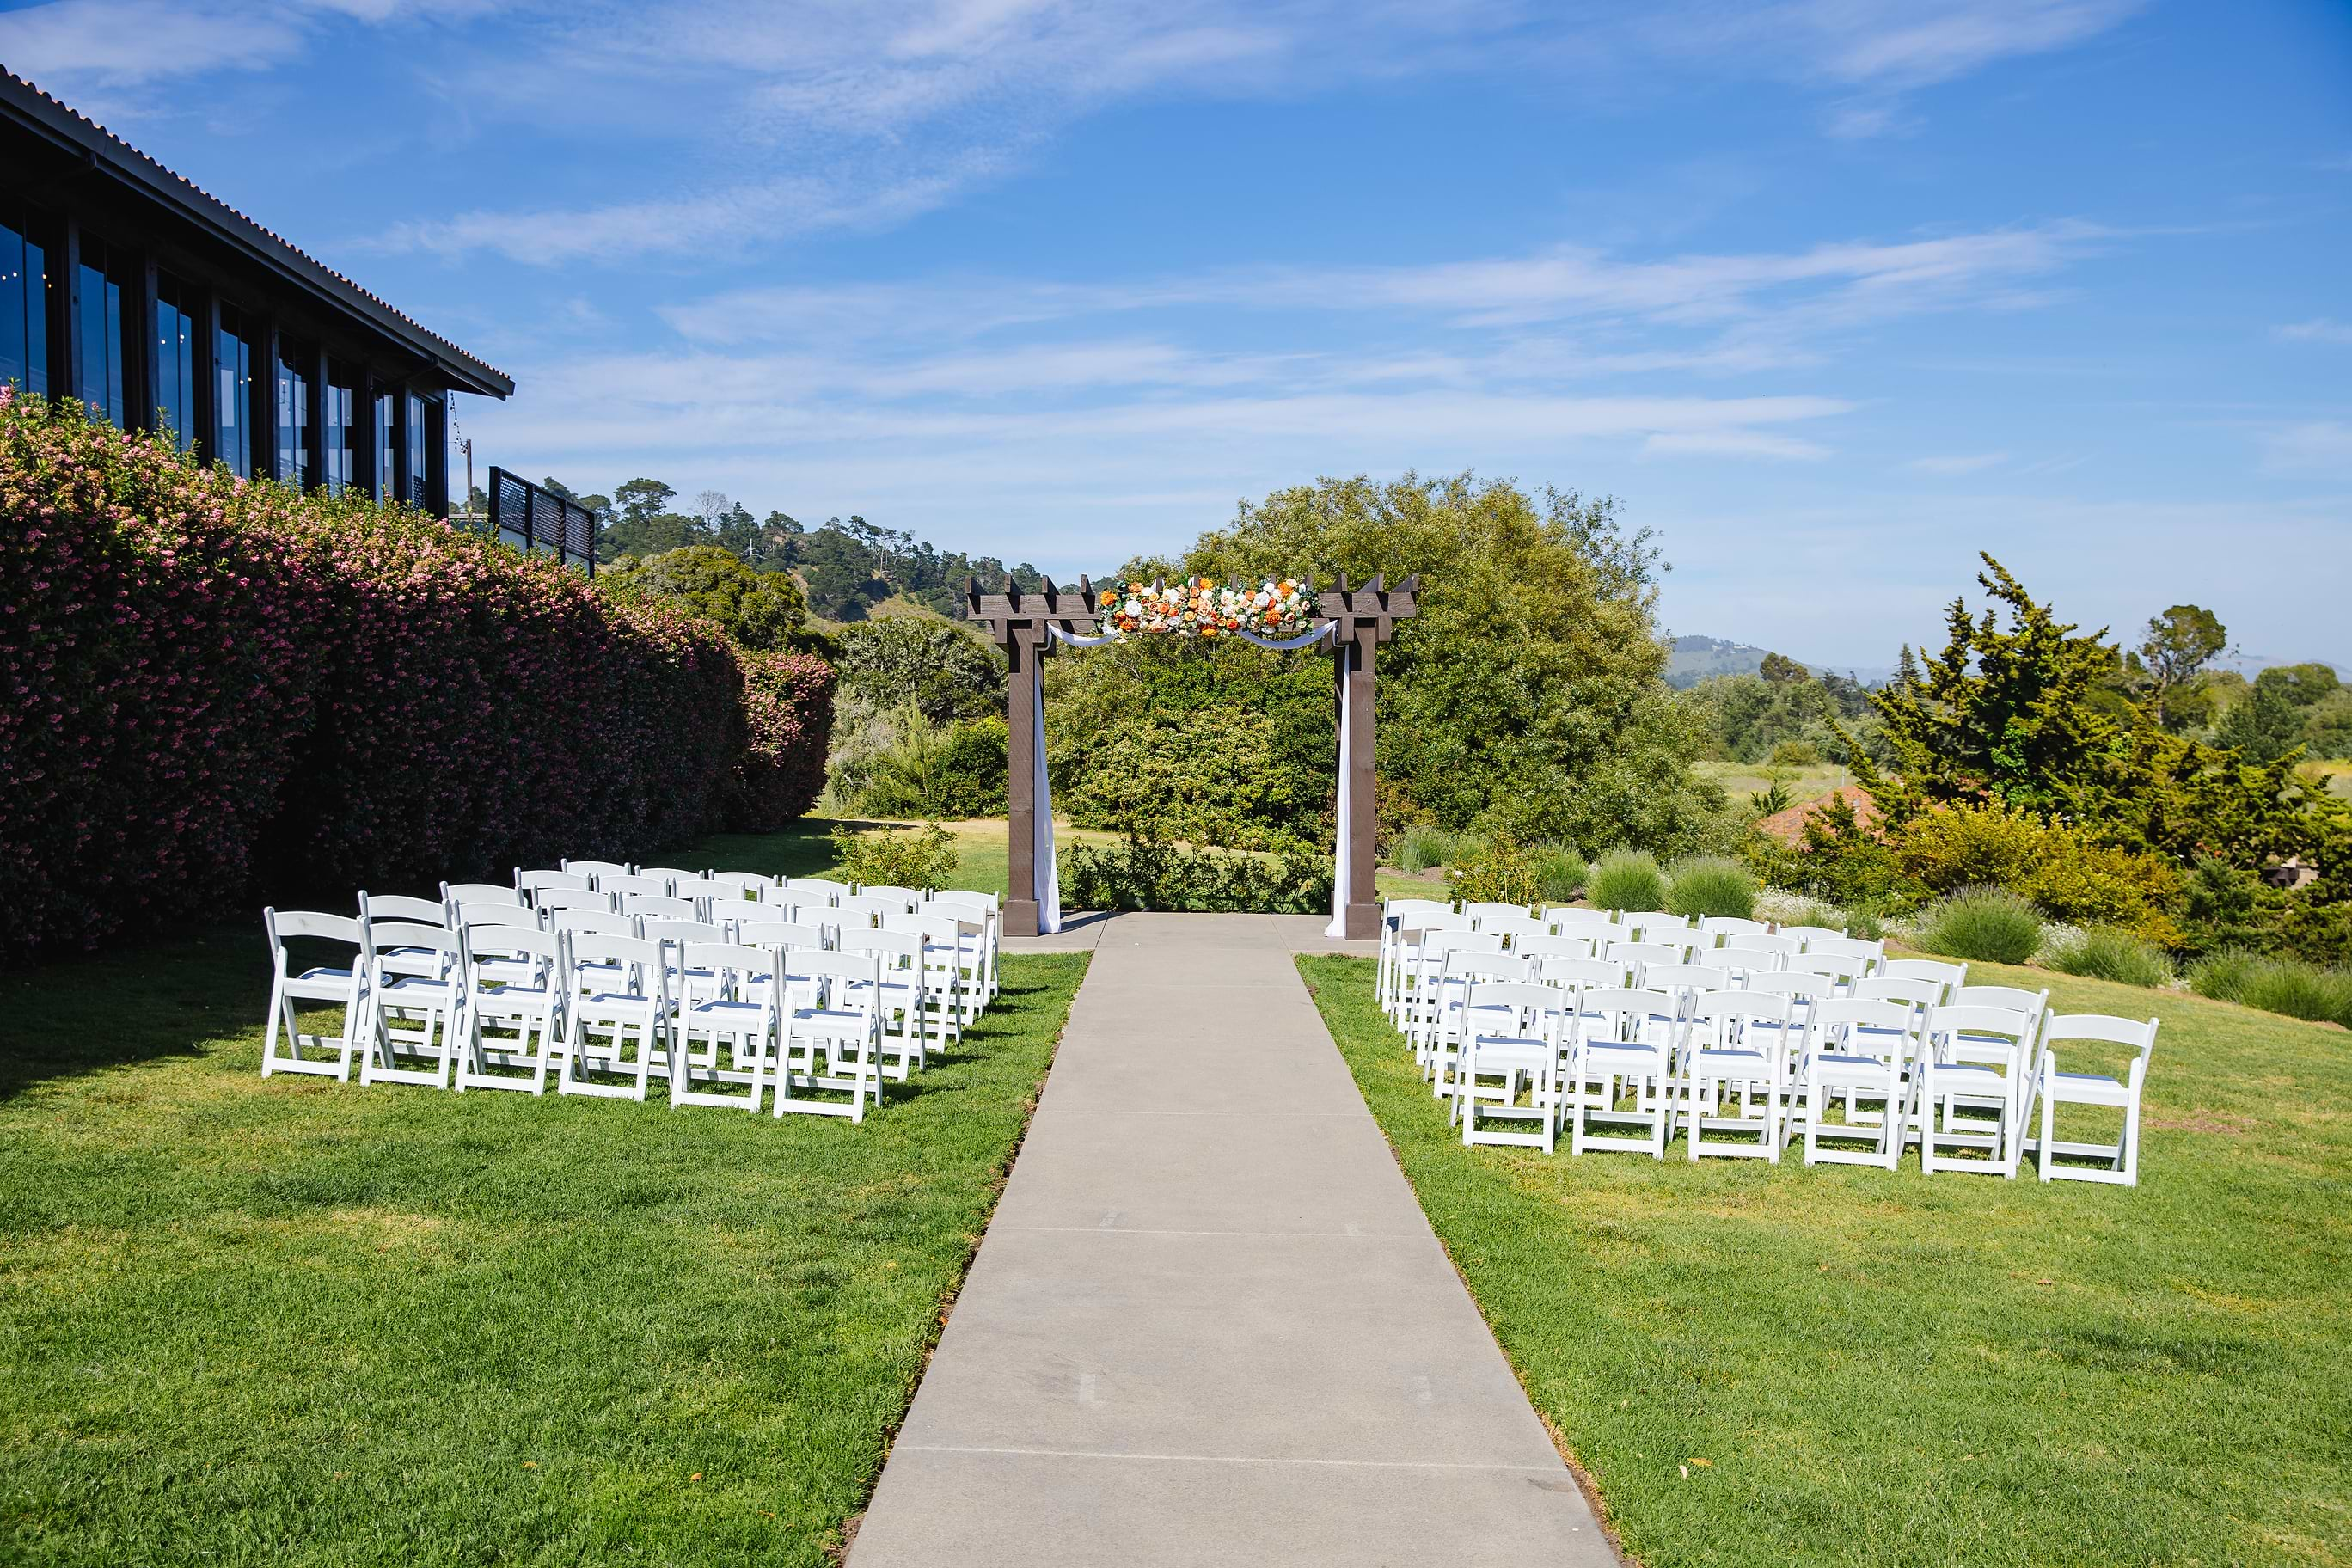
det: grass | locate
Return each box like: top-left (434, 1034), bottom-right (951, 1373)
top-left (0, 828), bottom-right (1088, 1566)
top-left (2190, 950), bottom-right (2352, 1028)
top-left (1692, 760), bottom-right (1855, 809)
top-left (1662, 854), bottom-right (1756, 921)
top-left (2045, 924), bottom-right (2174, 989)
top-left (1587, 847), bottom-right (1667, 914)
top-left (1299, 952), bottom-right (2352, 1567)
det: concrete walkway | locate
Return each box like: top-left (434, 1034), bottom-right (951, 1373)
top-left (849, 913), bottom-right (1614, 1566)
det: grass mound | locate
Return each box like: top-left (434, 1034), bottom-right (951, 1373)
top-left (2190, 949), bottom-right (2352, 1026)
top-left (2046, 924), bottom-right (2173, 988)
top-left (1587, 847), bottom-right (1665, 913)
top-left (1663, 854), bottom-right (1757, 920)
top-left (1915, 885), bottom-right (2043, 965)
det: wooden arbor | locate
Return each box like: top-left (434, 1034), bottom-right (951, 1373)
top-left (966, 573), bottom-right (1419, 940)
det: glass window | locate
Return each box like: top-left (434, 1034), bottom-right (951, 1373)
top-left (405, 391), bottom-right (427, 507)
top-left (322, 373), bottom-right (355, 495)
top-left (276, 343), bottom-right (310, 487)
top-left (376, 390), bottom-right (396, 502)
top-left (75, 238), bottom-right (126, 426)
top-left (154, 274), bottom-right (198, 453)
top-left (215, 305), bottom-right (254, 478)
top-left (1, 209), bottom-right (48, 395)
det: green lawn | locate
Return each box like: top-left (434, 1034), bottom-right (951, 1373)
top-left (1299, 954), bottom-right (2352, 1567)
top-left (0, 851), bottom-right (1087, 1566)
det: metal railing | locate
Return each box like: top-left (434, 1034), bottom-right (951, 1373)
top-left (486, 467), bottom-right (597, 576)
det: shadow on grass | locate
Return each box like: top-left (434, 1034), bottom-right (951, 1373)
top-left (0, 923), bottom-right (268, 1099)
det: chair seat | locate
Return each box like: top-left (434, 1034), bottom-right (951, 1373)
top-left (2045, 1070), bottom-right (2129, 1103)
top-left (1810, 1050), bottom-right (1898, 1076)
top-left (381, 977), bottom-right (459, 1000)
top-left (293, 965), bottom-right (358, 985)
top-left (1690, 1048), bottom-right (1772, 1072)
top-left (1578, 1040), bottom-right (1663, 1062)
top-left (1930, 1062), bottom-right (2006, 1083)
top-left (688, 998), bottom-right (766, 1020)
top-left (579, 992), bottom-right (658, 1014)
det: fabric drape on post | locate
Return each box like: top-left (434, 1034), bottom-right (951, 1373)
top-left (1326, 636), bottom-right (1352, 939)
top-left (1033, 683), bottom-right (1060, 934)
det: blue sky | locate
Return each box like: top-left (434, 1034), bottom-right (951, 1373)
top-left (3, 0), bottom-right (2348, 670)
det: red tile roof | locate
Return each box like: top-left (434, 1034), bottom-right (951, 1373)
top-left (0, 67), bottom-right (511, 397)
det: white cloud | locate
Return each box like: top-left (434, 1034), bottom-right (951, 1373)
top-left (0, 0), bottom-right (494, 88)
top-left (1909, 451), bottom-right (2009, 475)
top-left (2275, 319), bottom-right (2352, 346)
top-left (2261, 420), bottom-right (2352, 475)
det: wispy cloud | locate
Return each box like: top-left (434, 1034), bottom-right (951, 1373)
top-left (2275, 318), bottom-right (2352, 346)
top-left (0, 0), bottom-right (493, 89)
top-left (1909, 451), bottom-right (2009, 475)
top-left (2261, 420), bottom-right (2352, 475)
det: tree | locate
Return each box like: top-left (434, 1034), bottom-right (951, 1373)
top-left (2132, 603), bottom-right (2229, 732)
top-left (1173, 470), bottom-right (1720, 854)
top-left (2214, 678), bottom-right (2307, 763)
top-left (604, 544), bottom-right (808, 650)
top-left (1758, 651), bottom-right (1805, 683)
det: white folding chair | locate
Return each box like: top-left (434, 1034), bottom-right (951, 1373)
top-left (782, 877), bottom-right (850, 908)
top-left (1479, 913), bottom-right (1552, 950)
top-left (1402, 928), bottom-right (1498, 1051)
top-left (1454, 981), bottom-right (1568, 1152)
top-left (1679, 991), bottom-right (1793, 1162)
top-left (1638, 961), bottom-right (1737, 1000)
top-left (1565, 987), bottom-right (1681, 1159)
top-left (443, 880), bottom-right (524, 909)
top-left (1381, 899), bottom-right (1453, 1013)
top-left (358, 921), bottom-right (468, 1089)
top-left (1605, 939), bottom-right (1689, 972)
top-left (562, 858), bottom-right (635, 880)
top-left (1882, 958), bottom-right (1967, 1004)
top-left (1720, 931), bottom-right (1801, 966)
top-left (928, 890), bottom-right (1001, 1004)
top-left (1796, 997), bottom-right (1918, 1169)
top-left (260, 909), bottom-right (370, 1081)
top-left (519, 868), bottom-right (595, 897)
top-left (708, 871), bottom-right (779, 905)
top-left (558, 932), bottom-right (670, 1102)
top-left (622, 893), bottom-right (701, 923)
top-left (1805, 935), bottom-right (1885, 979)
top-left (858, 885), bottom-right (928, 916)
top-left (775, 948), bottom-right (885, 1121)
top-left (1775, 923), bottom-right (1847, 946)
top-left (1461, 901), bottom-right (1534, 930)
top-left (2028, 1014), bottom-right (2158, 1185)
top-left (1697, 916), bottom-right (1771, 943)
top-left (550, 907), bottom-right (639, 996)
top-left (834, 894), bottom-right (899, 934)
top-left (897, 910), bottom-right (979, 1034)
top-left (456, 902), bottom-right (548, 988)
top-left (1535, 955), bottom-right (1631, 995)
top-left (1390, 910), bottom-right (1473, 1026)
top-left (1543, 907), bottom-right (1617, 934)
top-left (534, 886), bottom-right (616, 916)
top-left (456, 926), bottom-right (565, 1094)
top-left (1916, 1003), bottom-right (2037, 1176)
top-left (1419, 946), bottom-right (1518, 1084)
top-left (603, 873), bottom-right (677, 904)
top-left (841, 928), bottom-right (930, 1079)
top-left (359, 891), bottom-right (447, 928)
top-left (1516, 932), bottom-right (1596, 963)
top-left (670, 940), bottom-right (778, 1112)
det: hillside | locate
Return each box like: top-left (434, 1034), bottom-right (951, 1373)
top-left (1667, 634), bottom-right (1890, 689)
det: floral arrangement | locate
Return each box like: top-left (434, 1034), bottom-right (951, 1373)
top-left (0, 390), bottom-right (835, 952)
top-left (1100, 575), bottom-right (1315, 640)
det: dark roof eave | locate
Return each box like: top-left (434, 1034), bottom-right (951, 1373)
top-left (0, 69), bottom-right (513, 399)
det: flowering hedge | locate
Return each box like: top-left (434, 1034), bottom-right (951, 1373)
top-left (0, 393), bottom-right (833, 952)
top-left (731, 649), bottom-right (837, 830)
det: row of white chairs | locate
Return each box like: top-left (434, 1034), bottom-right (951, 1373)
top-left (260, 878), bottom-right (1005, 1124)
top-left (1383, 898), bottom-right (2154, 1185)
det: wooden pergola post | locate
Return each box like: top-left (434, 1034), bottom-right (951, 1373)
top-left (968, 577), bottom-right (1100, 937)
top-left (1320, 574), bottom-right (1418, 941)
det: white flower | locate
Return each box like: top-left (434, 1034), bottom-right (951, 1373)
top-left (1124, 597), bottom-right (1141, 616)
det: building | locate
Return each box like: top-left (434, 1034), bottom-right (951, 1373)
top-left (0, 70), bottom-right (511, 516)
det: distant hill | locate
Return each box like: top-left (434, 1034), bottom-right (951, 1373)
top-left (1665, 635), bottom-right (1890, 689)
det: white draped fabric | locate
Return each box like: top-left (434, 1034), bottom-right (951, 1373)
top-left (1032, 619), bottom-right (1346, 934)
top-left (1326, 636), bottom-right (1352, 939)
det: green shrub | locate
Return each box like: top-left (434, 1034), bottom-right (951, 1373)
top-left (2046, 925), bottom-right (2173, 988)
top-left (1588, 847), bottom-right (1666, 913)
top-left (1449, 834), bottom-right (1539, 906)
top-left (1915, 886), bottom-right (2043, 965)
top-left (1893, 800), bottom-right (2184, 946)
top-left (1059, 834), bottom-right (1332, 914)
top-left (829, 822), bottom-right (960, 891)
top-left (1664, 854), bottom-right (1756, 919)
top-left (852, 708), bottom-right (1008, 818)
top-left (1769, 738), bottom-right (1822, 767)
top-left (2189, 951), bottom-right (2352, 1026)
top-left (1393, 824), bottom-right (1457, 873)
top-left (1533, 844), bottom-right (1588, 903)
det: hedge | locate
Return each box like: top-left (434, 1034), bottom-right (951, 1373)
top-left (0, 392), bottom-right (832, 952)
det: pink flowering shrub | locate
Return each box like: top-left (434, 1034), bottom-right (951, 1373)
top-left (732, 649), bottom-right (837, 830)
top-left (0, 395), bottom-right (834, 952)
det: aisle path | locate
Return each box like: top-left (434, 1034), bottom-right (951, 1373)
top-left (850, 913), bottom-right (1614, 1565)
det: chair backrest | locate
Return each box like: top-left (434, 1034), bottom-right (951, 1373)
top-left (465, 923), bottom-right (560, 973)
top-left (836, 894), bottom-right (900, 929)
top-left (1462, 901), bottom-right (1534, 928)
top-left (1442, 952), bottom-right (1525, 990)
top-left (1776, 923), bottom-right (1848, 944)
top-left (622, 894), bottom-right (701, 922)
top-left (1639, 962), bottom-right (1737, 996)
top-left (366, 920), bottom-right (462, 976)
top-left (1543, 906), bottom-right (1616, 930)
top-left (893, 911), bottom-right (971, 948)
top-left (1698, 916), bottom-right (1771, 939)
top-left (783, 877), bottom-right (850, 906)
top-left (708, 871), bottom-right (779, 898)
top-left (639, 865), bottom-right (706, 885)
top-left (1481, 914), bottom-right (1551, 946)
top-left (1419, 929), bottom-right (1503, 965)
top-left (602, 873), bottom-right (676, 901)
top-left (1685, 989), bottom-right (1793, 1039)
top-left (1538, 956), bottom-right (1632, 993)
top-left (1516, 932), bottom-right (1595, 961)
top-left (1747, 971), bottom-right (1832, 1007)
top-left (640, 918), bottom-right (729, 950)
top-left (738, 918), bottom-right (831, 952)
top-left (566, 931), bottom-right (667, 997)
top-left (359, 891), bottom-right (447, 927)
top-left (2042, 1014), bottom-right (2159, 1077)
top-left (1808, 996), bottom-right (1919, 1052)
top-left (1385, 897), bottom-right (1452, 924)
top-left (928, 888), bottom-right (1000, 912)
top-left (793, 947), bottom-right (885, 993)
top-left (1785, 954), bottom-right (1861, 986)
top-left (842, 928), bottom-right (922, 971)
top-left (1853, 975), bottom-right (1942, 1012)
top-left (533, 886), bottom-right (616, 914)
top-left (858, 885), bottom-right (928, 912)
top-left (518, 867), bottom-right (594, 895)
top-left (1571, 987), bottom-right (1680, 1044)
top-left (682, 941), bottom-right (781, 1000)
top-left (551, 907), bottom-right (638, 939)
top-left (1805, 935), bottom-right (1884, 970)
top-left (562, 859), bottom-right (635, 879)
top-left (1605, 940), bottom-right (1689, 970)
top-left (1951, 984), bottom-right (2049, 1020)
top-left (1721, 931), bottom-right (1801, 960)
top-left (263, 908), bottom-right (364, 961)
top-left (1400, 911), bottom-right (1474, 940)
top-left (1615, 912), bottom-right (1690, 944)
top-left (1881, 957), bottom-right (1967, 997)
top-left (1465, 980), bottom-right (1570, 1038)
top-left (456, 902), bottom-right (542, 932)
top-left (443, 881), bottom-right (523, 908)
top-left (1926, 1002), bottom-right (2037, 1049)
